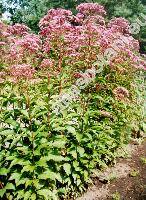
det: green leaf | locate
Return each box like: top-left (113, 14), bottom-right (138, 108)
top-left (5, 118), bottom-right (19, 127)
top-left (24, 191), bottom-right (31, 200)
top-left (30, 193), bottom-right (36, 200)
top-left (37, 189), bottom-right (53, 199)
top-left (9, 158), bottom-right (23, 168)
top-left (63, 163), bottom-right (71, 176)
top-left (49, 155), bottom-right (66, 162)
top-left (77, 146), bottom-right (85, 157)
top-left (16, 178), bottom-right (29, 187)
top-left (38, 170), bottom-right (62, 182)
top-left (69, 150), bottom-right (77, 159)
top-left (10, 136), bottom-right (21, 148)
top-left (0, 130), bottom-right (14, 136)
top-left (36, 157), bottom-right (47, 167)
top-left (37, 189), bottom-right (58, 200)
top-left (21, 110), bottom-right (29, 119)
top-left (25, 180), bottom-right (33, 188)
top-left (5, 183), bottom-right (15, 190)
top-left (9, 173), bottom-right (21, 183)
top-left (41, 154), bottom-right (67, 162)
top-left (48, 140), bottom-right (66, 148)
top-left (0, 168), bottom-right (9, 175)
top-left (0, 188), bottom-right (6, 198)
top-left (15, 190), bottom-right (25, 200)
top-left (66, 126), bottom-right (76, 134)
top-left (21, 165), bottom-right (35, 173)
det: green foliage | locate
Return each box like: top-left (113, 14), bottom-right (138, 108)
top-left (130, 169), bottom-right (139, 177)
top-left (0, 65), bottom-right (144, 199)
top-left (112, 191), bottom-right (121, 200)
top-left (140, 157), bottom-right (146, 164)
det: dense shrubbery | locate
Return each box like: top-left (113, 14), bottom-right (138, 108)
top-left (0, 3), bottom-right (145, 200)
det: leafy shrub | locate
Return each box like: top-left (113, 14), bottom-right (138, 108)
top-left (0, 3), bottom-right (145, 200)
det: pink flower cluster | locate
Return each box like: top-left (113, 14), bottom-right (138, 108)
top-left (108, 17), bottom-right (130, 34)
top-left (39, 8), bottom-right (72, 28)
top-left (113, 86), bottom-right (130, 100)
top-left (40, 58), bottom-right (54, 68)
top-left (39, 8), bottom-right (72, 37)
top-left (7, 34), bottom-right (41, 62)
top-left (19, 34), bottom-right (41, 53)
top-left (76, 3), bottom-right (106, 16)
top-left (9, 64), bottom-right (36, 81)
top-left (7, 23), bottom-right (30, 36)
top-left (0, 2), bottom-right (146, 82)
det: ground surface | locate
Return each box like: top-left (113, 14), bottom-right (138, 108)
top-left (77, 139), bottom-right (146, 200)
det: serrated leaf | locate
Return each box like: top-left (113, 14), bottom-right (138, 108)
top-left (5, 183), bottom-right (15, 190)
top-left (21, 165), bottom-right (35, 173)
top-left (16, 178), bottom-right (29, 187)
top-left (77, 179), bottom-right (81, 186)
top-left (24, 191), bottom-right (31, 200)
top-left (37, 189), bottom-right (58, 200)
top-left (9, 158), bottom-right (22, 168)
top-left (69, 150), bottom-right (77, 159)
top-left (38, 170), bottom-right (62, 182)
top-left (75, 132), bottom-right (83, 142)
top-left (25, 180), bottom-right (33, 188)
top-left (15, 190), bottom-right (25, 200)
top-left (36, 157), bottom-right (47, 167)
top-left (33, 179), bottom-right (43, 190)
top-left (9, 173), bottom-right (21, 183)
top-left (44, 154), bottom-right (66, 162)
top-left (10, 136), bottom-right (21, 148)
top-left (37, 189), bottom-right (53, 199)
top-left (63, 163), bottom-right (71, 176)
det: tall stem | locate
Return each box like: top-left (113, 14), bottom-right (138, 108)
top-left (48, 74), bottom-right (51, 128)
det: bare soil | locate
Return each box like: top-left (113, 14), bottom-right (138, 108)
top-left (77, 139), bottom-right (146, 200)
top-left (107, 140), bottom-right (146, 200)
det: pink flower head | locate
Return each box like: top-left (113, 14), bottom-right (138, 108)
top-left (9, 34), bottom-right (41, 60)
top-left (7, 24), bottom-right (30, 36)
top-left (76, 3), bottom-right (106, 16)
top-left (9, 64), bottom-right (36, 81)
top-left (40, 58), bottom-right (54, 68)
top-left (73, 72), bottom-right (83, 79)
top-left (0, 41), bottom-right (6, 46)
top-left (39, 8), bottom-right (72, 31)
top-left (84, 15), bottom-right (105, 26)
top-left (69, 13), bottom-right (85, 25)
top-left (113, 86), bottom-right (129, 100)
top-left (20, 34), bottom-right (41, 53)
top-left (108, 17), bottom-right (130, 34)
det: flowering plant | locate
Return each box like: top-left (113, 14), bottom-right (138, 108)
top-left (0, 3), bottom-right (145, 200)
